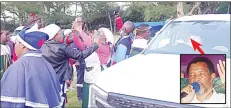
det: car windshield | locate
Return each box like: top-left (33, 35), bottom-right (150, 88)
top-left (11, 30), bottom-right (21, 36)
top-left (143, 20), bottom-right (230, 58)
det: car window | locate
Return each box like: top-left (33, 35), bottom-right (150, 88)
top-left (144, 21), bottom-right (230, 58)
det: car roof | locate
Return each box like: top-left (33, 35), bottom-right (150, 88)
top-left (15, 26), bottom-right (25, 31)
top-left (174, 14), bottom-right (230, 22)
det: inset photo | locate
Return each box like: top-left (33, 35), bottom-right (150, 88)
top-left (180, 54), bottom-right (226, 104)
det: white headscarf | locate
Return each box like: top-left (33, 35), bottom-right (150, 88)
top-left (100, 28), bottom-right (114, 44)
top-left (42, 24), bottom-right (61, 40)
top-left (64, 29), bottom-right (72, 36)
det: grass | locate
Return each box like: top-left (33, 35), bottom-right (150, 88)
top-left (66, 89), bottom-right (82, 108)
top-left (66, 66), bottom-right (82, 108)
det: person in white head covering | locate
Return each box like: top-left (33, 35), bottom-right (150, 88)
top-left (40, 24), bottom-right (100, 108)
top-left (96, 28), bottom-right (114, 70)
top-left (1, 25), bottom-right (62, 107)
top-left (62, 29), bottom-right (73, 45)
top-left (100, 27), bottom-right (114, 44)
top-left (64, 29), bottom-right (72, 36)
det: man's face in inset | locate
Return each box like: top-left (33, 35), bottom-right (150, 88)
top-left (188, 62), bottom-right (215, 95)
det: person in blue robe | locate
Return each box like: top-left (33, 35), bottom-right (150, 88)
top-left (1, 25), bottom-right (62, 107)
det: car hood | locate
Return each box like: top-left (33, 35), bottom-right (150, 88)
top-left (95, 53), bottom-right (230, 107)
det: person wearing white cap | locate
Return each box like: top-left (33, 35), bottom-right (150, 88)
top-left (1, 25), bottom-right (62, 107)
top-left (99, 27), bottom-right (114, 44)
top-left (62, 29), bottom-right (73, 45)
top-left (64, 29), bottom-right (72, 36)
top-left (40, 24), bottom-right (100, 108)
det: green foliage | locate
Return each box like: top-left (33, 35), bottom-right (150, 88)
top-left (1, 1), bottom-right (230, 32)
top-left (79, 2), bottom-right (116, 30)
top-left (66, 90), bottom-right (81, 108)
top-left (1, 20), bottom-right (18, 32)
top-left (80, 2), bottom-right (115, 22)
top-left (182, 2), bottom-right (192, 14)
top-left (122, 2), bottom-right (147, 22)
top-left (121, 2), bottom-right (191, 22)
top-left (216, 2), bottom-right (229, 14)
top-left (144, 4), bottom-right (176, 21)
top-left (157, 2), bottom-right (177, 6)
top-left (1, 1), bottom-right (77, 30)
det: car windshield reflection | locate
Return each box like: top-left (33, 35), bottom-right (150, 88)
top-left (144, 21), bottom-right (230, 58)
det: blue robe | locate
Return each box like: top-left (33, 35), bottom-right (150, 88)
top-left (1, 50), bottom-right (62, 107)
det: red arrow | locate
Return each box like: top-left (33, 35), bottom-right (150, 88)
top-left (190, 38), bottom-right (205, 54)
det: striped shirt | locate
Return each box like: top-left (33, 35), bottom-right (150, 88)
top-left (0, 44), bottom-right (12, 79)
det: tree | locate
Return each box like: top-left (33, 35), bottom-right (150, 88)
top-left (1, 3), bottom-right (8, 25)
top-left (215, 2), bottom-right (230, 14)
top-left (144, 3), bottom-right (177, 21)
top-left (78, 2), bottom-right (116, 31)
top-left (2, 1), bottom-right (228, 32)
top-left (176, 2), bottom-right (225, 17)
top-left (177, 2), bottom-right (185, 17)
top-left (121, 2), bottom-right (147, 22)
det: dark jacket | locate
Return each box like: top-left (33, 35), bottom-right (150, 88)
top-left (115, 36), bottom-right (132, 55)
top-left (41, 40), bottom-right (98, 81)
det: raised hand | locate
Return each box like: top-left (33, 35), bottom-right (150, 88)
top-left (217, 60), bottom-right (225, 88)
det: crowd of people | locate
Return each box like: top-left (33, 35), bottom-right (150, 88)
top-left (0, 13), bottom-right (152, 107)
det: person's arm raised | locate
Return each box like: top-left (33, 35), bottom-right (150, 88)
top-left (73, 20), bottom-right (92, 47)
top-left (64, 42), bottom-right (99, 60)
top-left (79, 30), bottom-right (92, 47)
top-left (217, 60), bottom-right (225, 88)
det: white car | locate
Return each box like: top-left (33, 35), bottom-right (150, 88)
top-left (10, 26), bottom-right (24, 43)
top-left (89, 14), bottom-right (230, 107)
